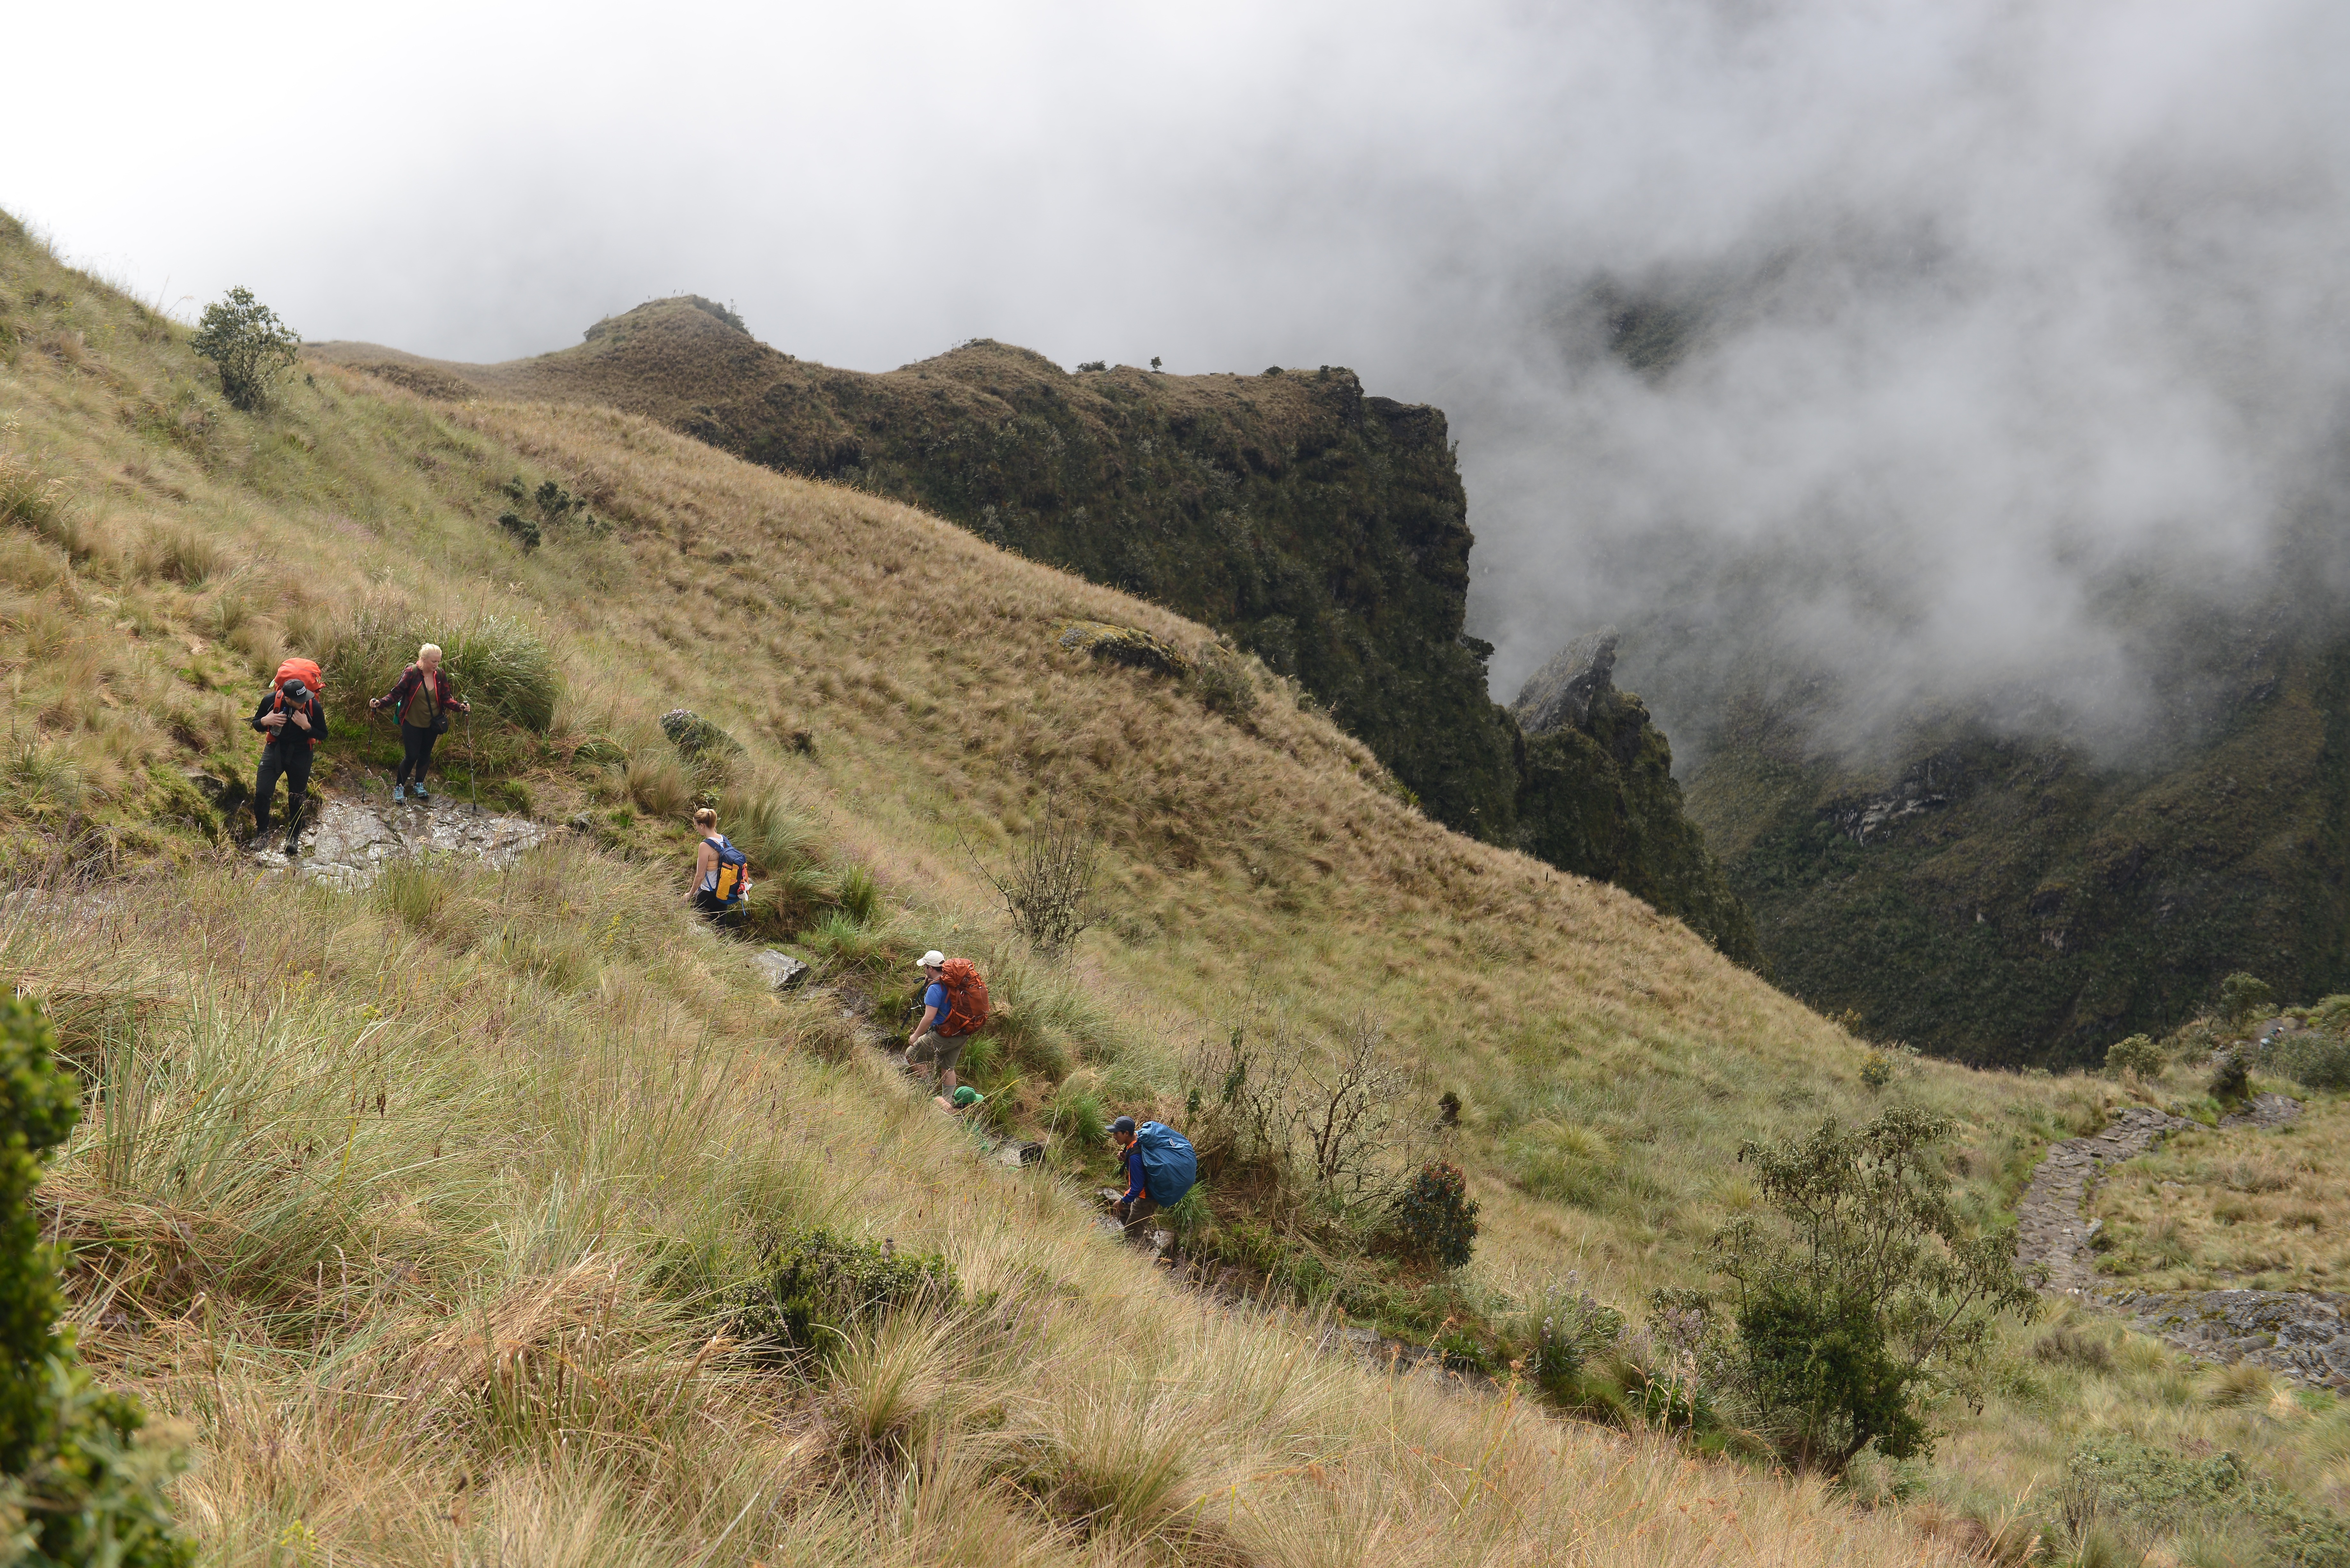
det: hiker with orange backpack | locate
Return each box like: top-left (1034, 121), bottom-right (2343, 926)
top-left (368, 642), bottom-right (469, 802)
top-left (906, 950), bottom-right (988, 1100)
top-left (689, 807), bottom-right (753, 925)
top-left (248, 658), bottom-right (329, 855)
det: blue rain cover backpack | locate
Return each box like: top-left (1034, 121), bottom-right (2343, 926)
top-left (1132, 1122), bottom-right (1197, 1207)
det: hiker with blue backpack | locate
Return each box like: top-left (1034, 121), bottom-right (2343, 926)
top-left (1110, 1115), bottom-right (1197, 1240)
top-left (689, 807), bottom-right (752, 925)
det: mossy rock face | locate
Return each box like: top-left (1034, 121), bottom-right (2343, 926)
top-left (1511, 638), bottom-right (1757, 964)
top-left (1678, 621), bottom-right (2350, 1068)
top-left (1055, 620), bottom-right (1195, 680)
top-left (660, 708), bottom-right (743, 759)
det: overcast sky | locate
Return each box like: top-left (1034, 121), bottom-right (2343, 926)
top-left (10, 1), bottom-right (2346, 757)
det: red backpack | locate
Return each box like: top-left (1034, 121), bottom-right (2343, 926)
top-left (939, 959), bottom-right (989, 1036)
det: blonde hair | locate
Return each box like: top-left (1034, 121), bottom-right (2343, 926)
top-left (418, 643), bottom-right (443, 662)
top-left (693, 807), bottom-right (717, 829)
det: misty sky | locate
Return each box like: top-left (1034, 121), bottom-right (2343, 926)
top-left (11, 0), bottom-right (2346, 758)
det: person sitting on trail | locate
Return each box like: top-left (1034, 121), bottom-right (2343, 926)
top-left (368, 642), bottom-right (469, 802)
top-left (1110, 1115), bottom-right (1198, 1241)
top-left (689, 807), bottom-right (752, 925)
top-left (249, 667), bottom-right (328, 856)
top-left (906, 950), bottom-right (988, 1100)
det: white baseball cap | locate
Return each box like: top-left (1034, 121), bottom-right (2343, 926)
top-left (918, 950), bottom-right (946, 968)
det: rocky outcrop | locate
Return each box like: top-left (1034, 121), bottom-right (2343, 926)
top-left (1512, 635), bottom-right (1758, 963)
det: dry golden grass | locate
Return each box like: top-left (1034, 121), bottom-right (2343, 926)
top-left (2089, 1098), bottom-right (2350, 1293)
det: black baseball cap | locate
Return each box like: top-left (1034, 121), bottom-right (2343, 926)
top-left (1111, 1115), bottom-right (1137, 1137)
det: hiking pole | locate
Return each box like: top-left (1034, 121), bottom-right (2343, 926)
top-left (467, 706), bottom-right (482, 816)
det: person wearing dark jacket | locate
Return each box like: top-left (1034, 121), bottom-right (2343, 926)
top-left (368, 643), bottom-right (468, 802)
top-left (1110, 1116), bottom-right (1157, 1238)
top-left (249, 676), bottom-right (328, 854)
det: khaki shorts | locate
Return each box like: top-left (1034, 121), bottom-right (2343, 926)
top-left (907, 1029), bottom-right (970, 1073)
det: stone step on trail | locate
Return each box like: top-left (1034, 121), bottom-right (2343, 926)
top-left (250, 793), bottom-right (551, 890)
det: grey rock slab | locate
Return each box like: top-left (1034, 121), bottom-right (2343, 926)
top-left (751, 950), bottom-right (811, 991)
top-left (252, 794), bottom-right (550, 890)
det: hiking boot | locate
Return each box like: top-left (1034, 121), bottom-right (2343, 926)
top-left (413, 785), bottom-right (430, 801)
top-left (282, 837), bottom-right (301, 857)
top-left (391, 782), bottom-right (406, 801)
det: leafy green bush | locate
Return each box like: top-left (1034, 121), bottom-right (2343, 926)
top-left (1391, 1161), bottom-right (1479, 1270)
top-left (188, 286), bottom-right (299, 411)
top-left (2066, 1433), bottom-right (2350, 1566)
top-left (1858, 1051), bottom-right (1893, 1090)
top-left (734, 1228), bottom-right (959, 1363)
top-left (2269, 1031), bottom-right (2350, 1091)
top-left (2218, 972), bottom-right (2276, 1030)
top-left (2103, 1034), bottom-right (2164, 1079)
top-left (1713, 1107), bottom-right (2037, 1471)
top-left (0, 996), bottom-right (194, 1565)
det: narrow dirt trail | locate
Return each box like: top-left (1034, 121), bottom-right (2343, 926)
top-left (2008, 1092), bottom-right (2350, 1385)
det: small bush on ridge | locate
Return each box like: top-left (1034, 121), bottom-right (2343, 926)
top-left (188, 286), bottom-right (299, 411)
top-left (2104, 1034), bottom-right (2164, 1079)
top-left (1391, 1161), bottom-right (1479, 1270)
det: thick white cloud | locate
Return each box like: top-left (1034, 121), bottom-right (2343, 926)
top-left (9, 0), bottom-right (2343, 755)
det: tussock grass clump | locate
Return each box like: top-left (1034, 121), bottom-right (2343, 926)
top-left (322, 603), bottom-right (558, 733)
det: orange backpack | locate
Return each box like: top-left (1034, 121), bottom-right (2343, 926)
top-left (273, 658), bottom-right (324, 701)
top-left (939, 958), bottom-right (989, 1036)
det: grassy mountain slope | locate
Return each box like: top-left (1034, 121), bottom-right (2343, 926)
top-left (15, 215), bottom-right (2350, 1563)
top-left (311, 305), bottom-right (1758, 957)
top-left (315, 305), bottom-right (1526, 841)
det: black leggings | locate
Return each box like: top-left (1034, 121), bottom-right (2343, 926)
top-left (396, 723), bottom-right (438, 786)
top-left (253, 744), bottom-right (312, 836)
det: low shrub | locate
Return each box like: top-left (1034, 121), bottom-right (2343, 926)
top-left (2208, 1050), bottom-right (2251, 1107)
top-left (2103, 1034), bottom-right (2164, 1079)
top-left (1517, 1282), bottom-right (1625, 1404)
top-left (1858, 1051), bottom-right (1893, 1090)
top-left (734, 1228), bottom-right (959, 1364)
top-left (1390, 1161), bottom-right (1479, 1270)
top-left (1188, 646), bottom-right (1258, 720)
top-left (660, 707), bottom-right (743, 762)
top-left (0, 996), bottom-right (195, 1564)
top-left (2218, 972), bottom-right (2275, 1030)
top-left (2267, 1031), bottom-right (2350, 1091)
top-left (323, 606), bottom-right (559, 734)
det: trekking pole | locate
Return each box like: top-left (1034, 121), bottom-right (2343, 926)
top-left (467, 706), bottom-right (481, 816)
